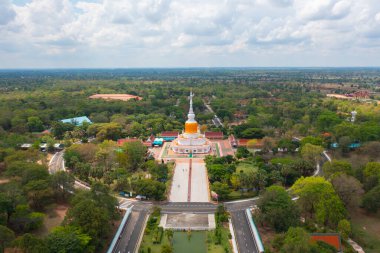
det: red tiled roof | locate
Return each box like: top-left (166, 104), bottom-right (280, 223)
top-left (143, 141), bottom-right (152, 147)
top-left (205, 132), bottom-right (224, 139)
top-left (237, 139), bottom-right (264, 148)
top-left (161, 131), bottom-right (179, 137)
top-left (237, 139), bottom-right (249, 146)
top-left (310, 234), bottom-right (342, 251)
top-left (117, 138), bottom-right (142, 146)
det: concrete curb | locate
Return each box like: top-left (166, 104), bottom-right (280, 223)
top-left (134, 213), bottom-right (150, 253)
top-left (228, 218), bottom-right (239, 253)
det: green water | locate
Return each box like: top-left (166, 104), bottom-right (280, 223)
top-left (173, 231), bottom-right (207, 253)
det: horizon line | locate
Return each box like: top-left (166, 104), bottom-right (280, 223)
top-left (1, 66), bottom-right (380, 70)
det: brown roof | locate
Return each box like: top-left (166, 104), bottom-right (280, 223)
top-left (310, 233), bottom-right (342, 251)
top-left (161, 131), bottom-right (179, 137)
top-left (205, 132), bottom-right (224, 139)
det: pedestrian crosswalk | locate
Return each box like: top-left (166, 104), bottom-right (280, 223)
top-left (118, 199), bottom-right (134, 210)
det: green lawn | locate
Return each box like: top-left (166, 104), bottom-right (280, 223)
top-left (236, 162), bottom-right (258, 174)
top-left (139, 230), bottom-right (171, 253)
top-left (227, 190), bottom-right (257, 200)
top-left (207, 224), bottom-right (233, 253)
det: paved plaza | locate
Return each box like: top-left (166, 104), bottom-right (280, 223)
top-left (159, 213), bottom-right (216, 230)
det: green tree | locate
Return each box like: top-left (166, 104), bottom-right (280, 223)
top-left (362, 185), bottom-right (380, 213)
top-left (301, 144), bottom-right (324, 164)
top-left (252, 169), bottom-right (268, 192)
top-left (161, 244), bottom-right (173, 253)
top-left (51, 171), bottom-right (75, 201)
top-left (47, 226), bottom-right (91, 253)
top-left (27, 117), bottom-right (44, 132)
top-left (323, 160), bottom-right (353, 178)
top-left (331, 174), bottom-right (363, 208)
top-left (65, 199), bottom-right (110, 249)
top-left (12, 233), bottom-right (48, 253)
top-left (257, 186), bottom-right (300, 232)
top-left (291, 177), bottom-right (346, 228)
top-left (281, 227), bottom-right (311, 253)
top-left (0, 225), bottom-right (15, 253)
top-left (235, 147), bottom-right (250, 159)
top-left (165, 229), bottom-right (174, 245)
top-left (300, 136), bottom-right (324, 147)
top-left (23, 180), bottom-right (53, 211)
top-left (338, 219), bottom-right (351, 240)
top-left (122, 141), bottom-right (147, 171)
top-left (316, 111), bottom-right (341, 132)
top-left (211, 182), bottom-right (231, 200)
top-left (131, 179), bottom-right (166, 200)
top-left (363, 162), bottom-right (380, 179)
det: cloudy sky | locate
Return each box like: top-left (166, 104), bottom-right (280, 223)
top-left (1, 0), bottom-right (380, 68)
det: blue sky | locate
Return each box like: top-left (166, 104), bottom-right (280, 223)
top-left (1, 0), bottom-right (380, 68)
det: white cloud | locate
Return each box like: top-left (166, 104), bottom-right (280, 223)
top-left (0, 0), bottom-right (380, 67)
top-left (0, 0), bottom-right (16, 25)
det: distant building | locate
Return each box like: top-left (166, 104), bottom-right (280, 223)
top-left (89, 94), bottom-right (142, 101)
top-left (205, 131), bottom-right (224, 140)
top-left (20, 143), bottom-right (32, 150)
top-left (310, 233), bottom-right (342, 252)
top-left (117, 138), bottom-right (142, 146)
top-left (353, 90), bottom-right (369, 99)
top-left (237, 139), bottom-right (249, 147)
top-left (160, 131), bottom-right (179, 141)
top-left (54, 143), bottom-right (64, 150)
top-left (237, 138), bottom-right (264, 151)
top-left (61, 116), bottom-right (92, 126)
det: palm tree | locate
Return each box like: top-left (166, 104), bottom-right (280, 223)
top-left (165, 229), bottom-right (174, 245)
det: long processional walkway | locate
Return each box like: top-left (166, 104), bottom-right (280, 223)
top-left (169, 159), bottom-right (209, 202)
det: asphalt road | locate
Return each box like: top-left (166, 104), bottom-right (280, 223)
top-left (113, 211), bottom-right (139, 253)
top-left (124, 210), bottom-right (148, 253)
top-left (48, 151), bottom-right (65, 174)
top-left (231, 210), bottom-right (258, 253)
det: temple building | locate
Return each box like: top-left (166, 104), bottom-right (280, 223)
top-left (170, 91), bottom-right (212, 154)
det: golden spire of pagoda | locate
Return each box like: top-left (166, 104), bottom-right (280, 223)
top-left (184, 90), bottom-right (198, 134)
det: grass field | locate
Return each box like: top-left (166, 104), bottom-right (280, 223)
top-left (350, 208), bottom-right (380, 253)
top-left (236, 162), bottom-right (258, 174)
top-left (228, 190), bottom-right (257, 200)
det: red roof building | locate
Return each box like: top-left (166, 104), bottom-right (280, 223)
top-left (160, 131), bottom-right (179, 138)
top-left (117, 138), bottom-right (142, 146)
top-left (237, 139), bottom-right (249, 147)
top-left (205, 131), bottom-right (224, 139)
top-left (310, 233), bottom-right (342, 252)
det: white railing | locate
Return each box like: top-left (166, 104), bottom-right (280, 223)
top-left (107, 206), bottom-right (133, 253)
top-left (245, 209), bottom-right (265, 253)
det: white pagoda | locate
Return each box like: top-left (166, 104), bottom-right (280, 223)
top-left (171, 91), bottom-right (211, 154)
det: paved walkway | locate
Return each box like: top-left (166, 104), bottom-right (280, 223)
top-left (169, 159), bottom-right (210, 202)
top-left (169, 161), bottom-right (189, 202)
top-left (191, 162), bottom-right (209, 202)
